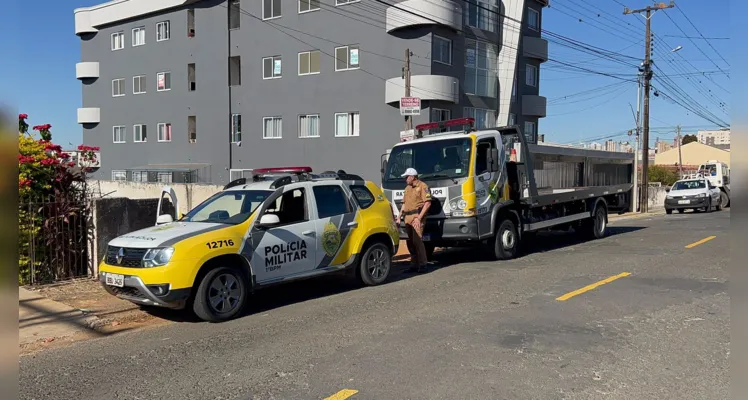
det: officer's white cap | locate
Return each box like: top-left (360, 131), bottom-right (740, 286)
top-left (401, 168), bottom-right (418, 177)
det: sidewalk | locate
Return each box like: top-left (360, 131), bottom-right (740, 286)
top-left (19, 286), bottom-right (100, 347)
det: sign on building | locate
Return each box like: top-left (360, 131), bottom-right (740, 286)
top-left (400, 97), bottom-right (421, 116)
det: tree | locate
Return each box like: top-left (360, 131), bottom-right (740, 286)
top-left (682, 134), bottom-right (698, 145)
top-left (648, 165), bottom-right (679, 186)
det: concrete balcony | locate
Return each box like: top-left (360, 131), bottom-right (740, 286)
top-left (76, 62), bottom-right (100, 79)
top-left (385, 0), bottom-right (462, 33)
top-left (385, 75), bottom-right (460, 105)
top-left (522, 95), bottom-right (547, 118)
top-left (77, 108), bottom-right (100, 124)
top-left (523, 36), bottom-right (549, 62)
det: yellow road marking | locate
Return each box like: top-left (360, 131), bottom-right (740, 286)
top-left (685, 236), bottom-right (716, 249)
top-left (324, 389), bottom-right (359, 400)
top-left (556, 272), bottom-right (631, 301)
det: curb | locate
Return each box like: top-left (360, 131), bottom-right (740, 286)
top-left (609, 209), bottom-right (666, 222)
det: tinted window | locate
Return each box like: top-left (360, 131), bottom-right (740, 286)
top-left (313, 185), bottom-right (350, 218)
top-left (350, 185), bottom-right (375, 209)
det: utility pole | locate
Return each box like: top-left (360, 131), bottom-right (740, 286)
top-left (676, 124), bottom-right (683, 176)
top-left (624, 1), bottom-right (674, 213)
top-left (403, 48), bottom-right (412, 131)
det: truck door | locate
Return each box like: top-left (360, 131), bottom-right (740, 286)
top-left (249, 185), bottom-right (318, 283)
top-left (474, 136), bottom-right (502, 236)
top-left (156, 186), bottom-right (181, 225)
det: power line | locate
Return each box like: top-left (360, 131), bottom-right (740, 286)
top-left (674, 2), bottom-right (729, 66)
top-left (663, 35), bottom-right (729, 40)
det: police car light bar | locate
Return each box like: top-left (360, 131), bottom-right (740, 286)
top-left (415, 118), bottom-right (475, 133)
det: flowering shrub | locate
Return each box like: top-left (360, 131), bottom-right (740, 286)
top-left (18, 113), bottom-right (100, 284)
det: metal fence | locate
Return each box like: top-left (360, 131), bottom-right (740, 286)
top-left (19, 195), bottom-right (93, 285)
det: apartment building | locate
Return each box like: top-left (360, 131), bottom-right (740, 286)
top-left (74, 0), bottom-right (549, 184)
top-left (697, 129), bottom-right (730, 146)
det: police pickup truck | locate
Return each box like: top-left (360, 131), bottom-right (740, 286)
top-left (98, 170), bottom-right (399, 322)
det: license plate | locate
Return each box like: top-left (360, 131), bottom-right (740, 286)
top-left (422, 234), bottom-right (431, 241)
top-left (678, 200), bottom-right (690, 204)
top-left (105, 273), bottom-right (125, 287)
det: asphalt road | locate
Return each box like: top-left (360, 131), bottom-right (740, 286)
top-left (19, 210), bottom-right (730, 400)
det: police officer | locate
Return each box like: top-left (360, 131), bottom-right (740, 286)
top-left (396, 168), bottom-right (432, 273)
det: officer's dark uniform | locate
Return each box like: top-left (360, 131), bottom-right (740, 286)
top-left (402, 179), bottom-right (432, 268)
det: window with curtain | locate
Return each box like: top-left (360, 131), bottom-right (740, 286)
top-left (335, 112), bottom-right (359, 137)
top-left (263, 117), bottom-right (282, 139)
top-left (299, 114), bottom-right (319, 138)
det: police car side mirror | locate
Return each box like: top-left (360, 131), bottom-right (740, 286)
top-left (156, 214), bottom-right (173, 225)
top-left (258, 214), bottom-right (280, 227)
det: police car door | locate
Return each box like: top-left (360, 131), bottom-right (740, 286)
top-left (310, 183), bottom-right (358, 269)
top-left (248, 184), bottom-right (317, 283)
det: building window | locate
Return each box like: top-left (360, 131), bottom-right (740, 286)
top-left (113, 126), bottom-right (126, 143)
top-left (526, 64), bottom-right (538, 87)
top-left (229, 56), bottom-right (241, 86)
top-left (132, 27), bottom-right (146, 46)
top-left (524, 121), bottom-right (536, 143)
top-left (229, 0), bottom-right (241, 29)
top-left (464, 107), bottom-right (496, 129)
top-left (134, 124), bottom-right (147, 142)
top-left (431, 108), bottom-right (451, 132)
top-left (432, 36), bottom-right (452, 65)
top-left (157, 172), bottom-right (173, 183)
top-left (188, 116), bottom-right (196, 143)
top-left (112, 78), bottom-right (125, 97)
top-left (112, 170), bottom-right (127, 181)
top-left (336, 0), bottom-right (359, 5)
top-left (263, 117), bottom-right (283, 139)
top-left (511, 74), bottom-right (517, 103)
top-left (156, 21), bottom-right (170, 41)
top-left (299, 0), bottom-right (320, 13)
top-left (527, 8), bottom-right (540, 31)
top-left (188, 63), bottom-right (196, 91)
top-left (188, 9), bottom-right (195, 37)
top-left (299, 114), bottom-right (320, 138)
top-left (464, 39), bottom-right (498, 97)
top-left (335, 45), bottom-right (360, 71)
top-left (298, 51), bottom-right (321, 75)
top-left (508, 113), bottom-right (516, 126)
top-left (132, 171), bottom-right (148, 182)
top-left (263, 0), bottom-right (281, 20)
top-left (231, 114), bottom-right (242, 143)
top-left (466, 0), bottom-right (498, 32)
top-left (158, 123), bottom-right (172, 142)
top-left (157, 71), bottom-right (171, 91)
top-left (133, 75), bottom-right (146, 94)
top-left (111, 32), bottom-right (124, 50)
top-left (335, 112), bottom-right (360, 137)
top-left (263, 56), bottom-right (282, 79)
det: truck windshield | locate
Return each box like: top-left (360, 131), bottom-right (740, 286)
top-left (698, 164), bottom-right (718, 176)
top-left (672, 180), bottom-right (706, 190)
top-left (384, 138), bottom-right (472, 183)
top-left (182, 190), bottom-right (272, 225)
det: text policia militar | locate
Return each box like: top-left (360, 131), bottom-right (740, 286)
top-left (264, 240), bottom-right (308, 271)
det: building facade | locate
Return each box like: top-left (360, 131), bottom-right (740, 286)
top-left (697, 129), bottom-right (730, 146)
top-left (74, 0), bottom-right (548, 184)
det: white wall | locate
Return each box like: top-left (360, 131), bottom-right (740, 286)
top-left (90, 180), bottom-right (223, 213)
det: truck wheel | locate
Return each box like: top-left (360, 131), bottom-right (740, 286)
top-left (193, 266), bottom-right (248, 322)
top-left (491, 219), bottom-right (518, 260)
top-left (359, 242), bottom-right (391, 286)
top-left (583, 206), bottom-right (607, 239)
top-left (719, 191), bottom-right (729, 209)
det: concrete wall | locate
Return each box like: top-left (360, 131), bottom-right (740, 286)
top-left (91, 179), bottom-right (222, 214)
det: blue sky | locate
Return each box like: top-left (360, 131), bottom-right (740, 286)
top-left (2, 0), bottom-right (731, 149)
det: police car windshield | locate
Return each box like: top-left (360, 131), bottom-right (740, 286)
top-left (384, 138), bottom-right (471, 183)
top-left (182, 190), bottom-right (272, 225)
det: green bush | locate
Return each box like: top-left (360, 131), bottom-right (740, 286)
top-left (648, 165), bottom-right (679, 186)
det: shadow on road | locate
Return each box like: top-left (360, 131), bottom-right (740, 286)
top-left (146, 225), bottom-right (647, 324)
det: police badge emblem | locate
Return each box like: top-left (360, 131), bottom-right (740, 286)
top-left (322, 222), bottom-right (342, 257)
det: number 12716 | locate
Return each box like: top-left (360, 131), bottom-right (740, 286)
top-left (206, 239), bottom-right (235, 249)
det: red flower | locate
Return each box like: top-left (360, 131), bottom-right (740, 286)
top-left (59, 152), bottom-right (71, 159)
top-left (40, 158), bottom-right (59, 166)
top-left (18, 155), bottom-right (35, 164)
top-left (67, 162), bottom-right (76, 167)
top-left (19, 114), bottom-right (28, 119)
top-left (18, 179), bottom-right (32, 188)
top-left (32, 125), bottom-right (42, 131)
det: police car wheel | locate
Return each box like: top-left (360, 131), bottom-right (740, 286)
top-left (193, 266), bottom-right (248, 322)
top-left (359, 242), bottom-right (392, 286)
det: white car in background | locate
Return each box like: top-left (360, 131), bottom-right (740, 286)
top-left (665, 178), bottom-right (722, 214)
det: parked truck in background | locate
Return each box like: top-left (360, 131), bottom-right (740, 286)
top-left (380, 118), bottom-right (634, 260)
top-left (693, 160), bottom-right (730, 208)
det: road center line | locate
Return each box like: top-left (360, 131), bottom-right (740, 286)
top-left (556, 272), bottom-right (631, 301)
top-left (324, 389), bottom-right (359, 400)
top-left (685, 236), bottom-right (717, 249)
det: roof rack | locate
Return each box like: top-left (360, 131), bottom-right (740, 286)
top-left (268, 171), bottom-right (365, 189)
top-left (414, 117), bottom-right (476, 138)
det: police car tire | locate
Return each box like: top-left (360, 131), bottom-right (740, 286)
top-left (359, 242), bottom-right (392, 286)
top-left (193, 266), bottom-right (248, 323)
